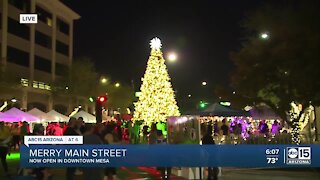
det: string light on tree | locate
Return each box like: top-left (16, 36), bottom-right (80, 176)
top-left (133, 37), bottom-right (180, 126)
top-left (289, 102), bottom-right (304, 144)
top-left (289, 102), bottom-right (315, 144)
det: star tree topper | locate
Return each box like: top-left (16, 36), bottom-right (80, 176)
top-left (150, 37), bottom-right (162, 50)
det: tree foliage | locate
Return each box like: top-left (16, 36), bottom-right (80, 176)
top-left (231, 1), bottom-right (320, 120)
top-left (133, 45), bottom-right (180, 126)
top-left (54, 57), bottom-right (134, 111)
top-left (68, 57), bottom-right (98, 97)
top-left (96, 80), bottom-right (134, 112)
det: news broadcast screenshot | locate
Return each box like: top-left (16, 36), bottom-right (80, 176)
top-left (0, 0), bottom-right (319, 179)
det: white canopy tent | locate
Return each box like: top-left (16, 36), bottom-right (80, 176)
top-left (28, 108), bottom-right (53, 122)
top-left (4, 107), bottom-right (39, 122)
top-left (46, 110), bottom-right (69, 122)
top-left (72, 110), bottom-right (96, 123)
top-left (0, 112), bottom-right (21, 122)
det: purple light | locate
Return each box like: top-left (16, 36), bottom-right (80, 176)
top-left (2, 107), bottom-right (39, 122)
top-left (0, 112), bottom-right (20, 122)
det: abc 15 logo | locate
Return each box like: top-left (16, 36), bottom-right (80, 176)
top-left (287, 147), bottom-right (311, 160)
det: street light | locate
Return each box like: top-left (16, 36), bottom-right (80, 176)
top-left (188, 94), bottom-right (192, 98)
top-left (202, 81), bottom-right (207, 86)
top-left (11, 98), bottom-right (17, 103)
top-left (260, 33), bottom-right (269, 39)
top-left (167, 52), bottom-right (177, 62)
top-left (100, 77), bottom-right (108, 84)
top-left (115, 82), bottom-right (120, 88)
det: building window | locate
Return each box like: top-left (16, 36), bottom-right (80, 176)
top-left (35, 31), bottom-right (51, 48)
top-left (9, 0), bottom-right (30, 12)
top-left (8, 17), bottom-right (30, 40)
top-left (20, 78), bottom-right (51, 90)
top-left (56, 41), bottom-right (69, 55)
top-left (47, 18), bottom-right (52, 27)
top-left (34, 55), bottom-right (51, 73)
top-left (36, 6), bottom-right (52, 26)
top-left (55, 63), bottom-right (68, 76)
top-left (57, 18), bottom-right (69, 35)
top-left (21, 78), bottom-right (28, 87)
top-left (7, 46), bottom-right (29, 67)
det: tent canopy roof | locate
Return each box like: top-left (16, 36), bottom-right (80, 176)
top-left (249, 104), bottom-right (281, 120)
top-left (0, 112), bottom-right (21, 122)
top-left (188, 103), bottom-right (249, 117)
top-left (28, 108), bottom-right (53, 120)
top-left (3, 107), bottom-right (39, 122)
top-left (46, 110), bottom-right (69, 122)
top-left (72, 110), bottom-right (96, 123)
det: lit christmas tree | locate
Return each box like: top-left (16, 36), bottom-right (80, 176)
top-left (133, 37), bottom-right (180, 126)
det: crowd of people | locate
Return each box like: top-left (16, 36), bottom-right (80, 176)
top-left (210, 118), bottom-right (284, 144)
top-left (0, 117), bottom-right (222, 180)
top-left (0, 118), bottom-right (176, 180)
top-left (0, 121), bottom-right (32, 178)
top-left (0, 117), bottom-right (129, 180)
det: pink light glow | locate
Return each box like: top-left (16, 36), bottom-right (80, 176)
top-left (0, 112), bottom-right (20, 122)
top-left (2, 107), bottom-right (39, 122)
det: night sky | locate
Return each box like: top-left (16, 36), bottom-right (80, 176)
top-left (61, 0), bottom-right (265, 109)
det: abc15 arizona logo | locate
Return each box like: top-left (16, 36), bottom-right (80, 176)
top-left (286, 147), bottom-right (311, 165)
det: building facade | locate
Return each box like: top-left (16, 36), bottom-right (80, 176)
top-left (0, 0), bottom-right (92, 115)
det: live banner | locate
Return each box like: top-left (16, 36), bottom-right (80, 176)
top-left (20, 144), bottom-right (320, 168)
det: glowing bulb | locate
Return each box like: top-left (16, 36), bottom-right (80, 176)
top-left (167, 53), bottom-right (177, 62)
top-left (261, 33), bottom-right (269, 39)
top-left (115, 83), bottom-right (120, 87)
top-left (202, 81), bottom-right (207, 86)
top-left (100, 78), bottom-right (108, 84)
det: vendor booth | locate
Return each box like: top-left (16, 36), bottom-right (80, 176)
top-left (72, 110), bottom-right (96, 123)
top-left (28, 108), bottom-right (53, 122)
top-left (0, 112), bottom-right (20, 122)
top-left (199, 103), bottom-right (249, 117)
top-left (46, 110), bottom-right (69, 122)
top-left (167, 116), bottom-right (202, 179)
top-left (4, 107), bottom-right (39, 122)
top-left (249, 104), bottom-right (283, 132)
